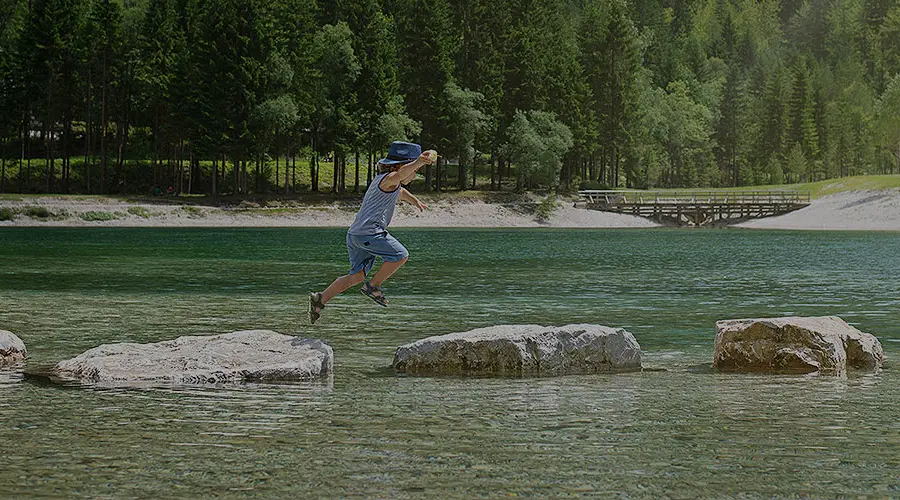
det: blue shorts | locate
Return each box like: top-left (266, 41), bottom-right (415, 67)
top-left (346, 232), bottom-right (409, 275)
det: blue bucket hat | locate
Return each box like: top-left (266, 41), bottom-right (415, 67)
top-left (379, 141), bottom-right (422, 166)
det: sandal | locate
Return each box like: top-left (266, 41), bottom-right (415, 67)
top-left (308, 292), bottom-right (325, 324)
top-left (360, 281), bottom-right (389, 307)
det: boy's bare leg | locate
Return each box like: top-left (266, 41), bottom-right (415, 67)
top-left (320, 271), bottom-right (366, 306)
top-left (370, 257), bottom-right (408, 287)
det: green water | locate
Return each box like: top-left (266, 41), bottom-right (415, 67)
top-left (1, 228), bottom-right (898, 497)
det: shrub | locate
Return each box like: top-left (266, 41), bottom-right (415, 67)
top-left (181, 206), bottom-right (205, 217)
top-left (535, 193), bottom-right (558, 223)
top-left (578, 180), bottom-right (611, 190)
top-left (24, 206), bottom-right (51, 218)
top-left (80, 211), bottom-right (120, 221)
top-left (0, 207), bottom-right (15, 221)
top-left (127, 206), bottom-right (152, 218)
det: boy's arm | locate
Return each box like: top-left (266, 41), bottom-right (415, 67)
top-left (399, 167), bottom-right (418, 186)
top-left (379, 153), bottom-right (434, 191)
top-left (399, 187), bottom-right (427, 211)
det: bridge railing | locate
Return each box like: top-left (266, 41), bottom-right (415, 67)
top-left (578, 190), bottom-right (811, 205)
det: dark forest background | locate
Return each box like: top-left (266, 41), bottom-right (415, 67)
top-left (0, 0), bottom-right (899, 197)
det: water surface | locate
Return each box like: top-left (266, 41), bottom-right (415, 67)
top-left (1, 228), bottom-right (898, 496)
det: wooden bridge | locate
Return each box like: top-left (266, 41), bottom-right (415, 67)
top-left (577, 190), bottom-right (811, 227)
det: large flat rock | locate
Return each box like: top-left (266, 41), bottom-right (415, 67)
top-left (0, 330), bottom-right (27, 365)
top-left (393, 324), bottom-right (642, 376)
top-left (713, 316), bottom-right (884, 375)
top-left (53, 330), bottom-right (333, 384)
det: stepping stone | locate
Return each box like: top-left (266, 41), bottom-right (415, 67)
top-left (53, 330), bottom-right (333, 385)
top-left (713, 316), bottom-right (884, 375)
top-left (393, 324), bottom-right (642, 376)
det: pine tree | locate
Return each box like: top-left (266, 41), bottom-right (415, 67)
top-left (394, 0), bottom-right (455, 191)
top-left (579, 0), bottom-right (641, 187)
top-left (310, 22), bottom-right (361, 193)
top-left (450, 0), bottom-right (510, 189)
top-left (139, 0), bottom-right (183, 188)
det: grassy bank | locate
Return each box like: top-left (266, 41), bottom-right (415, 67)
top-left (654, 175), bottom-right (900, 199)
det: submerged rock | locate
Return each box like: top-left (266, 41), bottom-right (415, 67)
top-left (0, 330), bottom-right (27, 365)
top-left (713, 316), bottom-right (884, 375)
top-left (393, 324), bottom-right (642, 376)
top-left (53, 330), bottom-right (333, 384)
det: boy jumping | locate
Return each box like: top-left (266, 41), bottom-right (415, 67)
top-left (308, 141), bottom-right (435, 324)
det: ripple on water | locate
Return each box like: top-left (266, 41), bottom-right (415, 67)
top-left (0, 228), bottom-right (898, 497)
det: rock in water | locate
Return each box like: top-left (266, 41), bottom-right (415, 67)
top-left (0, 330), bottom-right (27, 365)
top-left (393, 324), bottom-right (642, 376)
top-left (53, 330), bottom-right (333, 384)
top-left (713, 316), bottom-right (884, 375)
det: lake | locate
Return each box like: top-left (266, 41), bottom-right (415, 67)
top-left (1, 227), bottom-right (898, 497)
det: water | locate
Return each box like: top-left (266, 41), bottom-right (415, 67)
top-left (1, 228), bottom-right (898, 497)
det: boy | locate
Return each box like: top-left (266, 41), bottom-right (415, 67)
top-left (308, 141), bottom-right (435, 324)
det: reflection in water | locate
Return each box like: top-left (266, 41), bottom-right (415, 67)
top-left (0, 228), bottom-right (898, 496)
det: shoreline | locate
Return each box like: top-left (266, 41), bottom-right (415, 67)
top-left (1, 189), bottom-right (899, 231)
top-left (0, 195), bottom-right (659, 229)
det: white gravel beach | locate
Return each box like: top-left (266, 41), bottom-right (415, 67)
top-left (0, 195), bottom-right (658, 229)
top-left (2, 189), bottom-right (899, 230)
top-left (736, 189), bottom-right (900, 231)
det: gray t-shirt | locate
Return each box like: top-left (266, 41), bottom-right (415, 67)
top-left (348, 172), bottom-right (402, 235)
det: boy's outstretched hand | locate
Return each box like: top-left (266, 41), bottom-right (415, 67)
top-left (413, 198), bottom-right (428, 212)
top-left (421, 150), bottom-right (438, 164)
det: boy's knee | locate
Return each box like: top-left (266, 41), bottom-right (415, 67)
top-left (349, 272), bottom-right (366, 284)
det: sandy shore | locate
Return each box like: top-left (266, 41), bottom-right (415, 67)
top-left (736, 189), bottom-right (900, 231)
top-left (3, 189), bottom-right (898, 230)
top-left (0, 195), bottom-right (658, 229)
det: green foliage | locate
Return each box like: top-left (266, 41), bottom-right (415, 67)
top-left (181, 205), bottom-right (204, 217)
top-left (534, 193), bottom-right (559, 223)
top-left (311, 21), bottom-right (361, 154)
top-left (0, 207), bottom-right (15, 220)
top-left (126, 206), bottom-right (152, 218)
top-left (443, 81), bottom-right (488, 189)
top-left (785, 142), bottom-right (809, 182)
top-left (2, 0), bottom-right (900, 199)
top-left (377, 95), bottom-right (421, 143)
top-left (80, 210), bottom-right (119, 221)
top-left (503, 110), bottom-right (573, 189)
top-left (24, 206), bottom-right (51, 218)
top-left (579, 180), bottom-right (612, 190)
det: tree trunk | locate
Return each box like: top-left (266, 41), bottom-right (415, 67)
top-left (243, 158), bottom-right (248, 195)
top-left (1, 139), bottom-right (5, 193)
top-left (212, 157), bottom-right (218, 201)
top-left (100, 50), bottom-right (108, 194)
top-left (85, 68), bottom-right (92, 194)
top-left (309, 137), bottom-right (317, 192)
top-left (332, 151), bottom-right (338, 193)
top-left (116, 119), bottom-right (126, 194)
top-left (45, 99), bottom-right (53, 194)
top-left (312, 152), bottom-right (318, 192)
top-left (424, 161), bottom-right (432, 192)
top-left (497, 156), bottom-right (503, 190)
top-left (612, 147), bottom-right (618, 188)
top-left (255, 158), bottom-right (261, 193)
top-left (341, 154), bottom-right (347, 193)
top-left (19, 122), bottom-right (25, 194)
top-left (435, 157), bottom-right (442, 192)
top-left (490, 152), bottom-right (495, 190)
top-left (286, 153), bottom-right (291, 193)
top-left (187, 151), bottom-right (194, 195)
top-left (354, 151), bottom-right (360, 193)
